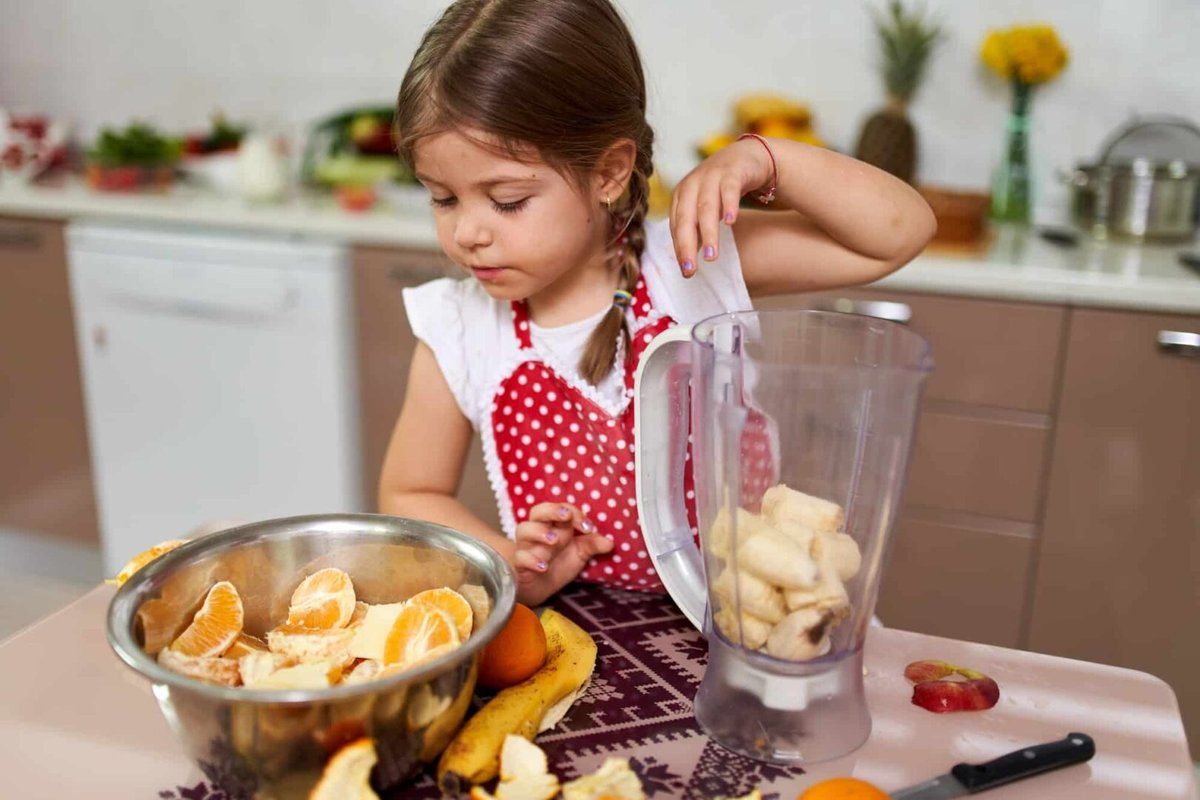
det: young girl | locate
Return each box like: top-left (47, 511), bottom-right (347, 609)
top-left (379, 0), bottom-right (936, 606)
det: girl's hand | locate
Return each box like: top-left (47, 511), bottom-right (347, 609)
top-left (669, 136), bottom-right (774, 278)
top-left (513, 502), bottom-right (613, 606)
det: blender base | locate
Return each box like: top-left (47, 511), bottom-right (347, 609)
top-left (694, 641), bottom-right (871, 764)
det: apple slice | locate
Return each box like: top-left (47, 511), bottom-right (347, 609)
top-left (904, 659), bottom-right (1000, 713)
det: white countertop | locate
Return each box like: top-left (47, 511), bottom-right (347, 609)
top-left (3, 176), bottom-right (1199, 315)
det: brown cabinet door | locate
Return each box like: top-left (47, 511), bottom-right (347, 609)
top-left (1028, 307), bottom-right (1200, 757)
top-left (352, 247), bottom-right (499, 529)
top-left (0, 217), bottom-right (100, 544)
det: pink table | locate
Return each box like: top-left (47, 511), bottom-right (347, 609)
top-left (0, 583), bottom-right (1194, 799)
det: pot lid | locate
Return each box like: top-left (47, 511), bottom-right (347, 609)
top-left (1099, 114), bottom-right (1200, 166)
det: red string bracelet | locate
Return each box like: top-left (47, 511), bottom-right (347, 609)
top-left (737, 133), bottom-right (777, 204)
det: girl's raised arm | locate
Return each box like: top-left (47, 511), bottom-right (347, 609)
top-left (669, 137), bottom-right (936, 296)
top-left (377, 342), bottom-right (516, 561)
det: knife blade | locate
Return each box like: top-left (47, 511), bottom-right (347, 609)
top-left (890, 732), bottom-right (1095, 799)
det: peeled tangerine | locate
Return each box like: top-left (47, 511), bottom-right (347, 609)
top-left (710, 484), bottom-right (862, 662)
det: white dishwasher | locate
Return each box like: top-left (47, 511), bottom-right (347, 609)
top-left (66, 222), bottom-right (363, 574)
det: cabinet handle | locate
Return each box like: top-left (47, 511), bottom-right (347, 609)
top-left (817, 298), bottom-right (912, 324)
top-left (1157, 330), bottom-right (1200, 356)
top-left (0, 226), bottom-right (42, 250)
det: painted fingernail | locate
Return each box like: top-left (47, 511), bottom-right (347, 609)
top-left (682, 260), bottom-right (695, 275)
top-left (581, 518), bottom-right (597, 534)
top-left (545, 531), bottom-right (558, 544)
top-left (723, 212), bottom-right (735, 223)
top-left (558, 506), bottom-right (570, 519)
top-left (704, 245), bottom-right (715, 260)
top-left (536, 559), bottom-right (547, 571)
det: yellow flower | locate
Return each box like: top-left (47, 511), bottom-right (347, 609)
top-left (979, 24), bottom-right (1068, 85)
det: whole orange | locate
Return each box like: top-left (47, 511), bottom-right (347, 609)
top-left (798, 777), bottom-right (888, 800)
top-left (477, 603), bottom-right (547, 689)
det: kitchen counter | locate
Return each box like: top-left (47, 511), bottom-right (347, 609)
top-left (3, 176), bottom-right (1200, 314)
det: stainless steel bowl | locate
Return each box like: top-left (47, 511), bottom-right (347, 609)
top-left (107, 514), bottom-right (516, 799)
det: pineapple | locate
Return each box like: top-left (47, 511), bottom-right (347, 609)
top-left (853, 1), bottom-right (942, 184)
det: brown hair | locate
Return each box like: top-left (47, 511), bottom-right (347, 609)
top-left (395, 0), bottom-right (654, 385)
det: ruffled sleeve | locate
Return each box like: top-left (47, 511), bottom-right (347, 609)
top-left (638, 218), bottom-right (753, 324)
top-left (402, 277), bottom-right (481, 424)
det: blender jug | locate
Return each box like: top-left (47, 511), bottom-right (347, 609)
top-left (634, 309), bottom-right (932, 763)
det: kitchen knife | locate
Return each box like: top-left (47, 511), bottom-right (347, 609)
top-left (890, 732), bottom-right (1095, 799)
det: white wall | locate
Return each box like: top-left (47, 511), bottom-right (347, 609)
top-left (3, 0), bottom-right (1199, 224)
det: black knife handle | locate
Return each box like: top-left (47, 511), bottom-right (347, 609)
top-left (950, 733), bottom-right (1096, 791)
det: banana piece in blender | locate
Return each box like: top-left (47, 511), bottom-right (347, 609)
top-left (713, 606), bottom-right (773, 650)
top-left (736, 528), bottom-right (819, 589)
top-left (762, 484), bottom-right (845, 533)
top-left (766, 607), bottom-right (836, 661)
top-left (713, 567), bottom-right (787, 624)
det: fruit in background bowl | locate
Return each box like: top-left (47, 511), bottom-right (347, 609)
top-left (905, 659), bottom-right (1001, 713)
top-left (0, 108), bottom-right (68, 184)
top-left (181, 111), bottom-right (246, 156)
top-left (336, 184), bottom-right (378, 212)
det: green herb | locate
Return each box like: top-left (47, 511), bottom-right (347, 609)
top-left (87, 122), bottom-right (182, 167)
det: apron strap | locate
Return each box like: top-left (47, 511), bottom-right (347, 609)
top-left (509, 301), bottom-right (534, 350)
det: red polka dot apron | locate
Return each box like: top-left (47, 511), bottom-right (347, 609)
top-left (490, 277), bottom-right (690, 592)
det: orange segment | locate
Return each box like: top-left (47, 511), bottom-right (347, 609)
top-left (267, 624), bottom-right (357, 667)
top-left (169, 581), bottom-right (244, 657)
top-left (309, 737), bottom-right (380, 800)
top-left (409, 587), bottom-right (474, 642)
top-left (225, 632), bottom-right (270, 659)
top-left (287, 568), bottom-right (357, 630)
top-left (107, 539), bottom-right (188, 587)
top-left (157, 647), bottom-right (241, 686)
top-left (382, 604), bottom-right (460, 668)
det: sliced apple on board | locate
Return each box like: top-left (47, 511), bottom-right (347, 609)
top-left (904, 659), bottom-right (1000, 713)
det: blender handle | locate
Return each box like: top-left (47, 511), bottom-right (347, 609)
top-left (634, 324), bottom-right (708, 630)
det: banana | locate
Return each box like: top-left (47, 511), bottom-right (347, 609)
top-left (437, 608), bottom-right (596, 793)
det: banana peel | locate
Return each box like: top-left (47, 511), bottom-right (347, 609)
top-left (437, 609), bottom-right (596, 793)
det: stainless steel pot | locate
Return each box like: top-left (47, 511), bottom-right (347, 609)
top-left (1066, 116), bottom-right (1200, 242)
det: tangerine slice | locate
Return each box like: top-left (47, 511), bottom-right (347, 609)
top-left (287, 568), bottom-right (357, 629)
top-left (107, 539), bottom-right (188, 587)
top-left (267, 624), bottom-right (357, 667)
top-left (309, 737), bottom-right (380, 800)
top-left (157, 647), bottom-right (241, 686)
top-left (409, 587), bottom-right (474, 642)
top-left (381, 604), bottom-right (460, 668)
top-left (169, 581), bottom-right (244, 658)
top-left (224, 632), bottom-right (270, 659)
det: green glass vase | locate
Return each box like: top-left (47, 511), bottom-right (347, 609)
top-left (990, 81), bottom-right (1033, 223)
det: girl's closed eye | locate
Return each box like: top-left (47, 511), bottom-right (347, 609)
top-left (492, 197), bottom-right (530, 215)
top-left (430, 194), bottom-right (457, 209)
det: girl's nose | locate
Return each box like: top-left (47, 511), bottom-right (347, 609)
top-left (453, 208), bottom-right (492, 250)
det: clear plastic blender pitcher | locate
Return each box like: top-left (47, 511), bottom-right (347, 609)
top-left (634, 309), bottom-right (932, 763)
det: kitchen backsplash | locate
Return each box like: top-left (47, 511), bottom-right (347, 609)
top-left (2, 0), bottom-right (1199, 225)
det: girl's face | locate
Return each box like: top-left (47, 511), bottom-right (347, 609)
top-left (413, 128), bottom-right (610, 306)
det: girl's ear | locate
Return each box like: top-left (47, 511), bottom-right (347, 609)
top-left (592, 138), bottom-right (637, 206)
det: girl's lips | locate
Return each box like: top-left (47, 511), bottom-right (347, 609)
top-left (471, 266), bottom-right (506, 281)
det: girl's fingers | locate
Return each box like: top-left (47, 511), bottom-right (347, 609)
top-left (514, 548), bottom-right (549, 575)
top-left (720, 175), bottom-right (742, 227)
top-left (517, 540), bottom-right (556, 565)
top-left (669, 180), bottom-right (700, 277)
top-left (697, 176), bottom-right (725, 262)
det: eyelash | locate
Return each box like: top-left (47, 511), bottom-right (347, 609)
top-left (429, 196), bottom-right (530, 215)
